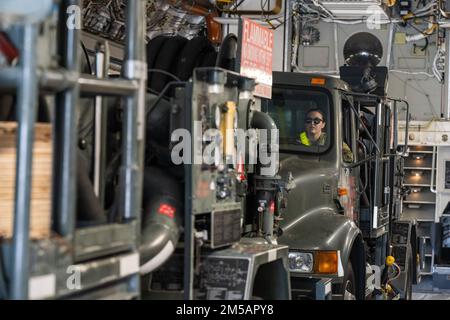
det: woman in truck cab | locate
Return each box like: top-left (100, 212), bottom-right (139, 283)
top-left (299, 108), bottom-right (354, 162)
top-left (299, 108), bottom-right (327, 146)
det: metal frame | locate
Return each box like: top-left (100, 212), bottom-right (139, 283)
top-left (431, 146), bottom-right (438, 194)
top-left (10, 23), bottom-right (39, 300)
top-left (0, 0), bottom-right (147, 299)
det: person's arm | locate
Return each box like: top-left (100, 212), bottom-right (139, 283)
top-left (342, 142), bottom-right (354, 163)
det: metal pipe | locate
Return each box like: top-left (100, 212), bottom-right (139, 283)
top-left (393, 100), bottom-right (398, 151)
top-left (291, 7), bottom-right (301, 71)
top-left (0, 67), bottom-right (73, 92)
top-left (78, 76), bottom-right (138, 96)
top-left (52, 0), bottom-right (81, 237)
top-left (431, 146), bottom-right (437, 194)
top-left (388, 97), bottom-right (410, 157)
top-left (401, 100), bottom-right (410, 157)
top-left (40, 68), bottom-right (78, 91)
top-left (373, 101), bottom-right (383, 229)
top-left (93, 41), bottom-right (109, 205)
top-left (183, 83), bottom-right (194, 300)
top-left (0, 68), bottom-right (139, 95)
top-left (282, 0), bottom-right (292, 72)
top-left (10, 23), bottom-right (39, 300)
top-left (230, 0), bottom-right (282, 15)
top-left (443, 31), bottom-right (450, 119)
top-left (0, 67), bottom-right (20, 90)
top-left (334, 22), bottom-right (339, 73)
top-left (120, 0), bottom-right (147, 221)
top-left (386, 23), bottom-right (394, 69)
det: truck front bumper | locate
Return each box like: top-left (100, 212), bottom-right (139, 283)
top-left (290, 276), bottom-right (334, 300)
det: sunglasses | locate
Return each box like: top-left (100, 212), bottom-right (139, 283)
top-left (305, 118), bottom-right (324, 125)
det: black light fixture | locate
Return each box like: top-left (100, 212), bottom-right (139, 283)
top-left (342, 32), bottom-right (384, 93)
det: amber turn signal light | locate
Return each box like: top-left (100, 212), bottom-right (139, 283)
top-left (311, 78), bottom-right (326, 85)
top-left (316, 251), bottom-right (338, 274)
top-left (337, 187), bottom-right (348, 196)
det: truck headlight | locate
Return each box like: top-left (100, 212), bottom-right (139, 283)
top-left (288, 252), bottom-right (314, 273)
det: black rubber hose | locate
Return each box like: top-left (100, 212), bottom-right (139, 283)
top-left (251, 111), bottom-right (278, 175)
top-left (140, 166), bottom-right (183, 275)
top-left (216, 33), bottom-right (238, 71)
top-left (251, 110), bottom-right (277, 141)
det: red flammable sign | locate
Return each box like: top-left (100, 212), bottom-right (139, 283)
top-left (239, 17), bottom-right (274, 99)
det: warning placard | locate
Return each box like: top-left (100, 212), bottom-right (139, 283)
top-left (237, 17), bottom-right (274, 99)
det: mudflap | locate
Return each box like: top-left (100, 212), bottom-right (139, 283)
top-left (390, 221), bottom-right (414, 299)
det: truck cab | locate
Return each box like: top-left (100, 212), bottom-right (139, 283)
top-left (262, 71), bottom-right (413, 300)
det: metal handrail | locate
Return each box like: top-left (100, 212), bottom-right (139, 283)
top-left (119, 0), bottom-right (147, 221)
top-left (343, 154), bottom-right (377, 169)
top-left (339, 90), bottom-right (411, 159)
top-left (430, 146), bottom-right (437, 194)
top-left (387, 97), bottom-right (410, 158)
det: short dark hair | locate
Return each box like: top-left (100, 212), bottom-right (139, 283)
top-left (306, 108), bottom-right (325, 121)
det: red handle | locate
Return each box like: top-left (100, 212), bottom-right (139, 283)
top-left (0, 32), bottom-right (19, 65)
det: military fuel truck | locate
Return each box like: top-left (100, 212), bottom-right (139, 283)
top-left (262, 33), bottom-right (416, 300)
top-left (138, 30), bottom-right (416, 300)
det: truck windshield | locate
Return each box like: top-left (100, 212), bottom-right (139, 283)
top-left (262, 87), bottom-right (331, 154)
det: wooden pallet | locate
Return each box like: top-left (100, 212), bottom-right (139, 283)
top-left (0, 122), bottom-right (52, 239)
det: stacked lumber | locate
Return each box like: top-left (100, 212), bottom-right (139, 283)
top-left (0, 122), bottom-right (52, 239)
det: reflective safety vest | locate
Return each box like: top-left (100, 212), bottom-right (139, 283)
top-left (299, 132), bottom-right (311, 146)
top-left (300, 132), bottom-right (327, 146)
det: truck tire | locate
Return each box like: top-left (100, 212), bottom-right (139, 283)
top-left (337, 261), bottom-right (356, 300)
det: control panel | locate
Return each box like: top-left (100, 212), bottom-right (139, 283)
top-left (170, 68), bottom-right (258, 249)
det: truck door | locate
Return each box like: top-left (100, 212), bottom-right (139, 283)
top-left (338, 96), bottom-right (359, 222)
